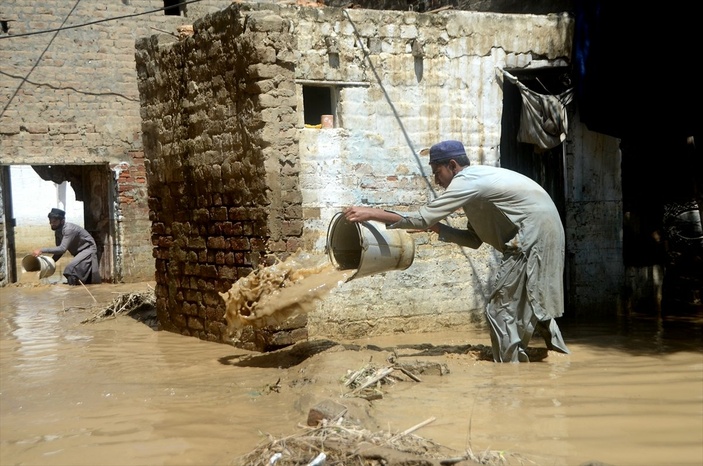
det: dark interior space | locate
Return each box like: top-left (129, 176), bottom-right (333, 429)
top-left (303, 85), bottom-right (333, 126)
top-left (621, 138), bottom-right (703, 313)
top-left (499, 67), bottom-right (572, 224)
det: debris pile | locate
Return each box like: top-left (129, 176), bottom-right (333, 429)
top-left (234, 417), bottom-right (460, 466)
top-left (81, 289), bottom-right (157, 329)
top-left (342, 360), bottom-right (449, 401)
top-left (235, 414), bottom-right (519, 466)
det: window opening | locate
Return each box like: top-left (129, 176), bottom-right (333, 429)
top-left (1, 21), bottom-right (9, 34)
top-left (302, 86), bottom-right (334, 126)
top-left (164, 0), bottom-right (184, 16)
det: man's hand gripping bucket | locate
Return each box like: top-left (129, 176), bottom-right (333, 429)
top-left (326, 212), bottom-right (415, 280)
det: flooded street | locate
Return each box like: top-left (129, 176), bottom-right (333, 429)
top-left (1, 282), bottom-right (702, 466)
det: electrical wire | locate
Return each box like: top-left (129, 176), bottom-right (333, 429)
top-left (1, 0), bottom-right (83, 117)
top-left (0, 0), bottom-right (202, 40)
top-left (0, 0), bottom-right (202, 117)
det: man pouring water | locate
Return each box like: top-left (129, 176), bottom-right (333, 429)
top-left (33, 208), bottom-right (101, 286)
top-left (344, 140), bottom-right (570, 363)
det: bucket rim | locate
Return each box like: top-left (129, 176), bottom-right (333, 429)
top-left (21, 254), bottom-right (56, 278)
top-left (326, 212), bottom-right (415, 281)
top-left (326, 212), bottom-right (362, 270)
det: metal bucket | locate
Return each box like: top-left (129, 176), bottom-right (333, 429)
top-left (21, 255), bottom-right (57, 279)
top-left (326, 212), bottom-right (415, 281)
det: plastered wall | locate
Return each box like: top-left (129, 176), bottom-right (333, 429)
top-left (287, 6), bottom-right (577, 336)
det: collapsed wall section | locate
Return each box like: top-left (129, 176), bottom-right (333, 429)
top-left (135, 5), bottom-right (300, 345)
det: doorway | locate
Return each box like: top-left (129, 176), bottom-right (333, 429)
top-left (1, 164), bottom-right (116, 284)
top-left (499, 67), bottom-right (572, 223)
top-left (499, 66), bottom-right (573, 312)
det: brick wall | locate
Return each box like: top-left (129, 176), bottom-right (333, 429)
top-left (111, 151), bottom-right (152, 281)
top-left (0, 0), bottom-right (232, 283)
top-left (136, 5), bottom-right (300, 345)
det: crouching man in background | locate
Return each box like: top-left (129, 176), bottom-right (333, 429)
top-left (33, 208), bottom-right (101, 285)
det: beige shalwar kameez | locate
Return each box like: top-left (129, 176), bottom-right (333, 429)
top-left (387, 165), bottom-right (570, 362)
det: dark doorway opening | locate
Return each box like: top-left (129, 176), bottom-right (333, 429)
top-left (499, 67), bottom-right (573, 315)
top-left (621, 138), bottom-right (702, 314)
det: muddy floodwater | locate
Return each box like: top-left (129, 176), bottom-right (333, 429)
top-left (1, 281), bottom-right (702, 466)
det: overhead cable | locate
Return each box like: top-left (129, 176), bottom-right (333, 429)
top-left (0, 0), bottom-right (202, 40)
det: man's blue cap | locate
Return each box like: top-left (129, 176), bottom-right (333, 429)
top-left (429, 140), bottom-right (466, 163)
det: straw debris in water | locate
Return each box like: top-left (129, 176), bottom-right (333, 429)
top-left (234, 417), bottom-right (518, 466)
top-left (81, 289), bottom-right (157, 328)
top-left (341, 360), bottom-right (449, 400)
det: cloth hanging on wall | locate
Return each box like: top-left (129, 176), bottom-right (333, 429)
top-left (503, 70), bottom-right (573, 150)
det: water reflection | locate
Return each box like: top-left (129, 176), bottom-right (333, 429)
top-left (1, 283), bottom-right (702, 466)
top-left (560, 310), bottom-right (703, 355)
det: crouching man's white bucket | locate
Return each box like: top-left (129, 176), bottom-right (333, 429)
top-left (326, 212), bottom-right (415, 281)
top-left (21, 255), bottom-right (56, 279)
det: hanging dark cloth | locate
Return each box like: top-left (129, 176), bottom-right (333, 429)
top-left (503, 70), bottom-right (573, 150)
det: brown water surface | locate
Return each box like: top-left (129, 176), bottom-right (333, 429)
top-left (1, 282), bottom-right (702, 466)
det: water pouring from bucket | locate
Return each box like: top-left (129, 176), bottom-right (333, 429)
top-left (219, 213), bottom-right (416, 339)
top-left (326, 212), bottom-right (415, 281)
top-left (21, 254), bottom-right (57, 279)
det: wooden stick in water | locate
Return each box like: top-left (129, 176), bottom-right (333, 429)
top-left (390, 417), bottom-right (437, 441)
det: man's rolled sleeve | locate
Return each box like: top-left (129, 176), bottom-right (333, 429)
top-left (386, 212), bottom-right (430, 230)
